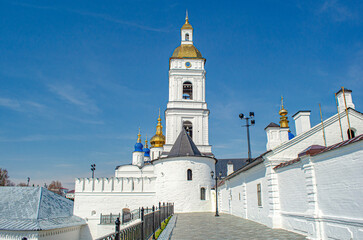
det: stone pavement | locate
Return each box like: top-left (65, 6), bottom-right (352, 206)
top-left (170, 213), bottom-right (306, 240)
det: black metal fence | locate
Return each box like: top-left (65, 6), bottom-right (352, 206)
top-left (96, 202), bottom-right (174, 240)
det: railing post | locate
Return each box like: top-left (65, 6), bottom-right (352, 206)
top-left (152, 205), bottom-right (155, 239)
top-left (141, 207), bottom-right (144, 240)
top-left (110, 213), bottom-right (112, 224)
top-left (159, 202), bottom-right (161, 226)
top-left (115, 217), bottom-right (120, 240)
top-left (100, 213), bottom-right (102, 224)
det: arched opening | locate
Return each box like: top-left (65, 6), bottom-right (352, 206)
top-left (183, 121), bottom-right (193, 138)
top-left (200, 187), bottom-right (206, 200)
top-left (187, 169), bottom-right (192, 181)
top-left (182, 81), bottom-right (193, 100)
top-left (347, 129), bottom-right (355, 139)
top-left (185, 33), bottom-right (189, 41)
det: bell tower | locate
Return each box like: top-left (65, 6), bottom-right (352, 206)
top-left (163, 13), bottom-right (212, 155)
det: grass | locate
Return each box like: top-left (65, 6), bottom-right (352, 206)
top-left (155, 215), bottom-right (172, 239)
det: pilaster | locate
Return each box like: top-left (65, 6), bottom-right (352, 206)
top-left (265, 160), bottom-right (281, 228)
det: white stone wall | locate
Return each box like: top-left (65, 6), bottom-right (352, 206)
top-left (154, 156), bottom-right (215, 212)
top-left (275, 140), bottom-right (363, 239)
top-left (0, 226), bottom-right (83, 240)
top-left (219, 163), bottom-right (271, 226)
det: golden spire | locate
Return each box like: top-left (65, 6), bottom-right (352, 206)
top-left (150, 109), bottom-right (166, 148)
top-left (181, 10), bottom-right (193, 30)
top-left (145, 134), bottom-right (149, 148)
top-left (137, 127), bottom-right (141, 143)
top-left (279, 96), bottom-right (289, 128)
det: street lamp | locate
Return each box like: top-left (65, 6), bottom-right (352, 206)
top-left (211, 170), bottom-right (222, 217)
top-left (91, 164), bottom-right (96, 178)
top-left (239, 112), bottom-right (255, 162)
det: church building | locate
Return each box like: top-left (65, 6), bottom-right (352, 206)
top-left (73, 14), bottom-right (217, 239)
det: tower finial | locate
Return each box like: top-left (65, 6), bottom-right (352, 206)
top-left (137, 127), bottom-right (141, 143)
top-left (186, 9), bottom-right (188, 20)
top-left (145, 134), bottom-right (149, 148)
top-left (279, 96), bottom-right (289, 128)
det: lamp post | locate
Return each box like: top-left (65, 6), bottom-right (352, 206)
top-left (211, 170), bottom-right (222, 217)
top-left (239, 112), bottom-right (255, 161)
top-left (91, 164), bottom-right (96, 178)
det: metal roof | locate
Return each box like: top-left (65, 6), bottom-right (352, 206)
top-left (168, 128), bottom-right (202, 157)
top-left (216, 158), bottom-right (249, 178)
top-left (0, 187), bottom-right (85, 231)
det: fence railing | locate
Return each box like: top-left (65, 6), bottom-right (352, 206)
top-left (96, 202), bottom-right (174, 240)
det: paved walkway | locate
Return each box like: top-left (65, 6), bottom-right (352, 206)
top-left (170, 213), bottom-right (306, 240)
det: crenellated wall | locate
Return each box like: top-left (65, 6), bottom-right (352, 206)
top-left (75, 177), bottom-right (156, 193)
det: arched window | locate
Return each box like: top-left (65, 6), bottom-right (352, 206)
top-left (187, 169), bottom-right (192, 181)
top-left (200, 187), bottom-right (206, 200)
top-left (347, 129), bottom-right (355, 139)
top-left (185, 33), bottom-right (189, 41)
top-left (183, 121), bottom-right (193, 138)
top-left (182, 81), bottom-right (192, 100)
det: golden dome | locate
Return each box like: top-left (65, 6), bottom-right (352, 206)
top-left (171, 45), bottom-right (203, 58)
top-left (150, 113), bottom-right (166, 148)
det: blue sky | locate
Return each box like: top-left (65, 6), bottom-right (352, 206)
top-left (1, 0), bottom-right (362, 189)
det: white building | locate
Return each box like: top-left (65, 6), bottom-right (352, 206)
top-left (218, 89), bottom-right (363, 240)
top-left (0, 187), bottom-right (86, 240)
top-left (73, 14), bottom-right (217, 239)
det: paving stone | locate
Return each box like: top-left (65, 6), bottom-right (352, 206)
top-left (170, 213), bottom-right (306, 240)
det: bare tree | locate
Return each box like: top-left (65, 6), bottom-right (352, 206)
top-left (48, 180), bottom-right (63, 195)
top-left (0, 168), bottom-right (15, 186)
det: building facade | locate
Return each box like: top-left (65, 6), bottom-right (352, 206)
top-left (73, 15), bottom-right (216, 240)
top-left (218, 89), bottom-right (363, 240)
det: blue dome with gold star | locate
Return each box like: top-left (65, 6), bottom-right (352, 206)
top-left (143, 138), bottom-right (150, 157)
top-left (134, 130), bottom-right (143, 152)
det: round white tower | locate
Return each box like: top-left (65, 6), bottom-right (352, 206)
top-left (154, 128), bottom-right (215, 213)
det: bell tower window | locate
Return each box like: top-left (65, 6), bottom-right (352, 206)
top-left (185, 33), bottom-right (189, 41)
top-left (183, 81), bottom-right (193, 100)
top-left (183, 121), bottom-right (193, 139)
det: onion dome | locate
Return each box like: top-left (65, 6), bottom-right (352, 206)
top-left (134, 129), bottom-right (143, 152)
top-left (279, 96), bottom-right (289, 128)
top-left (143, 136), bottom-right (150, 157)
top-left (150, 111), bottom-right (166, 148)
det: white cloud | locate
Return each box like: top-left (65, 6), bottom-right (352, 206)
top-left (48, 84), bottom-right (100, 114)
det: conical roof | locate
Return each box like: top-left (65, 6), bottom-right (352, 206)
top-left (168, 128), bottom-right (202, 157)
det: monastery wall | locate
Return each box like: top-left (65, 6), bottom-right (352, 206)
top-left (275, 140), bottom-right (363, 240)
top-left (219, 163), bottom-right (270, 227)
top-left (75, 177), bottom-right (156, 193)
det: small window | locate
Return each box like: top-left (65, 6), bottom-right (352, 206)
top-left (200, 187), bottom-right (206, 200)
top-left (239, 193), bottom-right (241, 201)
top-left (185, 33), bottom-right (189, 41)
top-left (257, 183), bottom-right (262, 207)
top-left (347, 129), bottom-right (355, 139)
top-left (182, 81), bottom-right (192, 100)
top-left (187, 169), bottom-right (192, 181)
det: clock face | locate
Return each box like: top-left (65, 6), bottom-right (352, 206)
top-left (185, 62), bottom-right (192, 68)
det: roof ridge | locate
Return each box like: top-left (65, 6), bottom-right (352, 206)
top-left (36, 187), bottom-right (43, 220)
